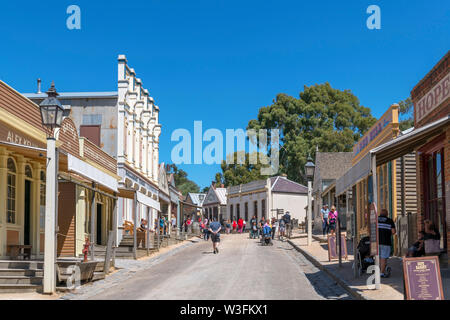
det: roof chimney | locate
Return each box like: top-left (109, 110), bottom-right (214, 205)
top-left (212, 181), bottom-right (216, 189)
top-left (37, 78), bottom-right (41, 94)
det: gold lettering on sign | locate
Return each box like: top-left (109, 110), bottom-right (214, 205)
top-left (7, 131), bottom-right (36, 147)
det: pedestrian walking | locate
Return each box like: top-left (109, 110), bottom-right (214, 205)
top-left (209, 218), bottom-right (222, 254)
top-left (378, 208), bottom-right (396, 278)
top-left (279, 217), bottom-right (286, 240)
top-left (225, 220), bottom-right (231, 234)
top-left (271, 218), bottom-right (278, 240)
top-left (171, 215), bottom-right (177, 230)
top-left (237, 218), bottom-right (244, 233)
top-left (258, 216), bottom-right (266, 238)
top-left (328, 206), bottom-right (338, 237)
top-left (321, 204), bottom-right (330, 236)
top-left (232, 219), bottom-right (237, 233)
top-left (203, 219), bottom-right (210, 241)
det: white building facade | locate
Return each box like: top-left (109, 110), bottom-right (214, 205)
top-left (25, 55), bottom-right (162, 246)
top-left (227, 176), bottom-right (308, 226)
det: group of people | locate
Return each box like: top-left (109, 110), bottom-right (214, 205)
top-left (199, 211), bottom-right (293, 253)
top-left (320, 204), bottom-right (339, 236)
top-left (248, 212), bottom-right (291, 240)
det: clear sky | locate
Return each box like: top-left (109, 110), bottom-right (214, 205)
top-left (0, 0), bottom-right (449, 189)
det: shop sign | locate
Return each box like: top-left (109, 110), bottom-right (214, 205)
top-left (369, 202), bottom-right (378, 256)
top-left (415, 73), bottom-right (450, 123)
top-left (403, 256), bottom-right (444, 300)
top-left (0, 122), bottom-right (44, 148)
top-left (353, 109), bottom-right (393, 160)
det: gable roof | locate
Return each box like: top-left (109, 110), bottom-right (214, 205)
top-left (186, 193), bottom-right (207, 206)
top-left (203, 186), bottom-right (227, 206)
top-left (313, 152), bottom-right (353, 193)
top-left (270, 176), bottom-right (308, 194)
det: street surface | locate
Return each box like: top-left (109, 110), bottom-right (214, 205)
top-left (86, 233), bottom-right (352, 300)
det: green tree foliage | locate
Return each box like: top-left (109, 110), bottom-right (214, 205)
top-left (246, 82), bottom-right (376, 184)
top-left (398, 97), bottom-right (414, 131)
top-left (215, 152), bottom-right (273, 187)
top-left (167, 164), bottom-right (200, 195)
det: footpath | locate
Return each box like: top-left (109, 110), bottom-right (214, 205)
top-left (288, 231), bottom-right (450, 300)
top-left (0, 236), bottom-right (199, 300)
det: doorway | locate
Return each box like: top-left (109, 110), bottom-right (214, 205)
top-left (96, 203), bottom-right (103, 245)
top-left (24, 180), bottom-right (31, 246)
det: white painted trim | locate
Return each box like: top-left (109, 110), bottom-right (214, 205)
top-left (136, 191), bottom-right (160, 211)
top-left (67, 154), bottom-right (118, 192)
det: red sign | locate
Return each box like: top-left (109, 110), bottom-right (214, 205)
top-left (403, 256), bottom-right (444, 300)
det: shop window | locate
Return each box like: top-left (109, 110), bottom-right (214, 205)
top-left (244, 202), bottom-right (248, 221)
top-left (7, 158), bottom-right (16, 224)
top-left (424, 149), bottom-right (446, 251)
top-left (377, 163), bottom-right (390, 214)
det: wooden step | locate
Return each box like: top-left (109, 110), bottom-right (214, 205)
top-left (0, 269), bottom-right (43, 277)
top-left (0, 284), bottom-right (42, 293)
top-left (0, 276), bottom-right (43, 285)
top-left (0, 261), bottom-right (43, 270)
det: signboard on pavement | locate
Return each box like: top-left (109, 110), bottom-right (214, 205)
top-left (327, 235), bottom-right (338, 261)
top-left (327, 234), bottom-right (348, 261)
top-left (369, 202), bottom-right (379, 256)
top-left (403, 256), bottom-right (444, 300)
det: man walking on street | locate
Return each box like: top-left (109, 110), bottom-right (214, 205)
top-left (209, 218), bottom-right (222, 254)
top-left (321, 204), bottom-right (330, 236)
top-left (378, 208), bottom-right (396, 278)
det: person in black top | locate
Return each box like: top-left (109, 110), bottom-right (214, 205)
top-left (378, 209), bottom-right (396, 277)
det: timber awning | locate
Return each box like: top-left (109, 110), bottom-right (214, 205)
top-left (335, 152), bottom-right (372, 196)
top-left (371, 115), bottom-right (450, 166)
top-left (118, 188), bottom-right (161, 211)
top-left (67, 154), bottom-right (118, 192)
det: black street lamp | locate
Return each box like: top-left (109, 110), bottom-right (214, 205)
top-left (304, 155), bottom-right (315, 246)
top-left (305, 155), bottom-right (315, 181)
top-left (39, 81), bottom-right (64, 294)
top-left (39, 81), bottom-right (65, 131)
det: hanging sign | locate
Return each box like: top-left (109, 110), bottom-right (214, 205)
top-left (369, 202), bottom-right (379, 256)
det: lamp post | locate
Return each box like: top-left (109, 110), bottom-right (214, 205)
top-left (39, 82), bottom-right (65, 294)
top-left (304, 155), bottom-right (315, 246)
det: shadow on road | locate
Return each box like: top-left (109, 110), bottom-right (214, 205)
top-left (303, 270), bottom-right (353, 300)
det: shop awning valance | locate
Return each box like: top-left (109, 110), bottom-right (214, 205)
top-left (67, 154), bottom-right (118, 192)
top-left (336, 152), bottom-right (372, 195)
top-left (117, 188), bottom-right (160, 211)
top-left (136, 191), bottom-right (160, 211)
top-left (371, 115), bottom-right (450, 166)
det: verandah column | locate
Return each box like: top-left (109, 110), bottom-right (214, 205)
top-left (0, 148), bottom-right (8, 257)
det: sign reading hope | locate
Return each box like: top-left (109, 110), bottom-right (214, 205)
top-left (415, 73), bottom-right (450, 123)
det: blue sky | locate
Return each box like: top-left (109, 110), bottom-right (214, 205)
top-left (0, 0), bottom-right (449, 189)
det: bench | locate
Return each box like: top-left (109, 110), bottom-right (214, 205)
top-left (8, 244), bottom-right (32, 260)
